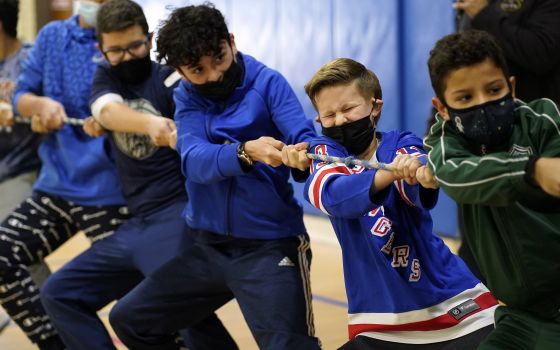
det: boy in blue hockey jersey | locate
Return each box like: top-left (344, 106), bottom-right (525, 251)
top-left (301, 58), bottom-right (497, 349)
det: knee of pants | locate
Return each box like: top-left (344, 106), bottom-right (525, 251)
top-left (39, 274), bottom-right (61, 309)
top-left (108, 300), bottom-right (131, 335)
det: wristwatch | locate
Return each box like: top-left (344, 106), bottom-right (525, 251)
top-left (237, 142), bottom-right (254, 168)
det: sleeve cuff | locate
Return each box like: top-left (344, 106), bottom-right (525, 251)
top-left (91, 93), bottom-right (124, 121)
top-left (523, 155), bottom-right (540, 188)
top-left (367, 170), bottom-right (390, 205)
top-left (217, 143), bottom-right (244, 177)
top-left (12, 91), bottom-right (26, 111)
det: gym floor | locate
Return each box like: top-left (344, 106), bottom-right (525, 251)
top-left (0, 215), bottom-right (460, 350)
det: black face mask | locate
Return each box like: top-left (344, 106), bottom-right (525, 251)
top-left (192, 58), bottom-right (244, 101)
top-left (110, 54), bottom-right (152, 85)
top-left (322, 107), bottom-right (376, 155)
top-left (446, 93), bottom-right (516, 151)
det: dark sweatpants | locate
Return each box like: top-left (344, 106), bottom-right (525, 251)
top-left (41, 201), bottom-right (237, 350)
top-left (110, 230), bottom-right (321, 350)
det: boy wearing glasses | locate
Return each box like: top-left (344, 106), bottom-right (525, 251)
top-left (39, 1), bottom-right (236, 350)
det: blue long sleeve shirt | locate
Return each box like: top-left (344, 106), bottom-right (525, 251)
top-left (174, 53), bottom-right (315, 238)
top-left (13, 16), bottom-right (124, 205)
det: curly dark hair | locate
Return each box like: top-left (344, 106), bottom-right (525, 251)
top-left (96, 0), bottom-right (149, 44)
top-left (428, 30), bottom-right (510, 103)
top-left (156, 2), bottom-right (230, 68)
top-left (0, 0), bottom-right (19, 38)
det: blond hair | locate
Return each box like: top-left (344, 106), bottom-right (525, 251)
top-left (305, 58), bottom-right (382, 117)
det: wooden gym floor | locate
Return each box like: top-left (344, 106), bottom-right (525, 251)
top-left (0, 215), bottom-right (460, 350)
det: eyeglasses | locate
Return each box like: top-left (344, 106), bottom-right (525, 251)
top-left (103, 38), bottom-right (150, 64)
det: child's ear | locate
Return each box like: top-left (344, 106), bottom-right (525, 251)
top-left (432, 97), bottom-right (450, 121)
top-left (371, 97), bottom-right (383, 116)
top-left (509, 76), bottom-right (517, 100)
top-left (229, 33), bottom-right (238, 56)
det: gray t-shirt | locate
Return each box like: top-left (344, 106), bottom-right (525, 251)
top-left (0, 42), bottom-right (42, 181)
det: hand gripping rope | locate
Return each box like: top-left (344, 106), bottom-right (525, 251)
top-left (14, 115), bottom-right (85, 126)
top-left (306, 152), bottom-right (393, 171)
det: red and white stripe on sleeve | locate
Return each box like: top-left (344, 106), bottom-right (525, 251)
top-left (308, 144), bottom-right (352, 215)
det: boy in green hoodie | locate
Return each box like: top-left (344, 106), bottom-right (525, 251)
top-left (421, 30), bottom-right (560, 349)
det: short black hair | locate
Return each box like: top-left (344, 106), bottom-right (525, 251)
top-left (428, 30), bottom-right (510, 103)
top-left (156, 2), bottom-right (230, 68)
top-left (96, 0), bottom-right (149, 44)
top-left (0, 0), bottom-right (19, 38)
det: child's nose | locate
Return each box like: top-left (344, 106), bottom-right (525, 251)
top-left (334, 113), bottom-right (348, 126)
top-left (474, 93), bottom-right (492, 106)
top-left (122, 50), bottom-right (134, 62)
top-left (207, 69), bottom-right (223, 83)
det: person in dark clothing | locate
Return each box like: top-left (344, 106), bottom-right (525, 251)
top-left (455, 0), bottom-right (560, 105)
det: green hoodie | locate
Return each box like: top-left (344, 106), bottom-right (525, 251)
top-left (424, 98), bottom-right (560, 320)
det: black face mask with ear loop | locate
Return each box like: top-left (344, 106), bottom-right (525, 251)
top-left (321, 106), bottom-right (376, 155)
top-left (110, 53), bottom-right (152, 85)
top-left (192, 55), bottom-right (244, 101)
top-left (446, 93), bottom-right (516, 151)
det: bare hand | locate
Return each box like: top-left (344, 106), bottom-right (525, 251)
top-left (453, 0), bottom-right (489, 18)
top-left (282, 142), bottom-right (310, 171)
top-left (391, 154), bottom-right (423, 185)
top-left (38, 97), bottom-right (66, 131)
top-left (148, 116), bottom-right (176, 147)
top-left (83, 117), bottom-right (105, 137)
top-left (31, 114), bottom-right (50, 133)
top-left (0, 101), bottom-right (14, 127)
top-left (534, 157), bottom-right (560, 197)
top-left (416, 166), bottom-right (439, 189)
top-left (245, 136), bottom-right (286, 167)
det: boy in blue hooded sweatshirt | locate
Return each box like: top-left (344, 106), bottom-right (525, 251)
top-left (109, 3), bottom-right (321, 350)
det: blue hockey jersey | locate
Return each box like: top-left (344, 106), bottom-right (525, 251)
top-left (304, 130), bottom-right (497, 344)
